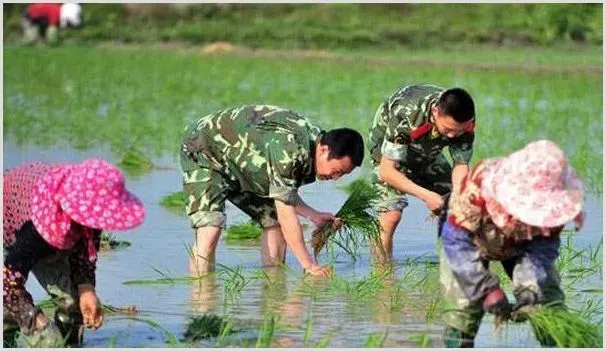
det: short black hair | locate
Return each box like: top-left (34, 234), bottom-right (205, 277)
top-left (436, 88), bottom-right (475, 123)
top-left (319, 128), bottom-right (364, 167)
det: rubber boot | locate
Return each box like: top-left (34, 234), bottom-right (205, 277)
top-left (3, 328), bottom-right (19, 348)
top-left (55, 309), bottom-right (84, 347)
top-left (443, 326), bottom-right (475, 348)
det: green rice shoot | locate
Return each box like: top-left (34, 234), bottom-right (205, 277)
top-left (159, 191), bottom-right (186, 210)
top-left (100, 232), bottom-right (132, 251)
top-left (224, 221), bottom-right (262, 242)
top-left (312, 178), bottom-right (381, 260)
top-left (525, 306), bottom-right (603, 348)
top-left (117, 148), bottom-right (155, 175)
top-left (182, 314), bottom-right (230, 342)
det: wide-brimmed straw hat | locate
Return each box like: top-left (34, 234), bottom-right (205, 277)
top-left (31, 159), bottom-right (145, 251)
top-left (480, 140), bottom-right (584, 228)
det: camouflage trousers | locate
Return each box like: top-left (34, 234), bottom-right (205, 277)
top-left (3, 253), bottom-right (84, 348)
top-left (438, 246), bottom-right (565, 337)
top-left (372, 153), bottom-right (452, 212)
top-left (180, 149), bottom-right (279, 229)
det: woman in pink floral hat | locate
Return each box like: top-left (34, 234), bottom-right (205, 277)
top-left (438, 140), bottom-right (585, 348)
top-left (3, 159), bottom-right (145, 347)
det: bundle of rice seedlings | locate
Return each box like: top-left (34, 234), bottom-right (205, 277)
top-left (224, 221), bottom-right (262, 242)
top-left (311, 178), bottom-right (381, 259)
top-left (182, 314), bottom-right (230, 342)
top-left (159, 191), bottom-right (186, 210)
top-left (100, 232), bottom-right (131, 251)
top-left (117, 148), bottom-right (155, 175)
top-left (523, 306), bottom-right (603, 347)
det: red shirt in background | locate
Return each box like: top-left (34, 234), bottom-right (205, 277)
top-left (26, 3), bottom-right (62, 26)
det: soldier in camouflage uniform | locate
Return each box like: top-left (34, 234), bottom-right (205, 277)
top-left (440, 140), bottom-right (585, 347)
top-left (180, 105), bottom-right (364, 277)
top-left (367, 84), bottom-right (476, 262)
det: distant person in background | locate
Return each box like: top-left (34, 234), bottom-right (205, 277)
top-left (22, 3), bottom-right (83, 45)
top-left (3, 159), bottom-right (145, 347)
top-left (439, 140), bottom-right (585, 347)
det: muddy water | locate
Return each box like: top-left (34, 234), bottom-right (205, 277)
top-left (4, 138), bottom-right (602, 347)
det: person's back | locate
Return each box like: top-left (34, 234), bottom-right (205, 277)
top-left (180, 104), bottom-right (364, 277)
top-left (369, 84), bottom-right (444, 165)
top-left (182, 105), bottom-right (321, 195)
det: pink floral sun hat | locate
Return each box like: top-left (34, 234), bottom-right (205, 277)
top-left (480, 140), bottom-right (584, 228)
top-left (30, 159), bottom-right (145, 250)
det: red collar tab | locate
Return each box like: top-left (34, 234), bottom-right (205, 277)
top-left (465, 121), bottom-right (476, 133)
top-left (409, 121), bottom-right (433, 141)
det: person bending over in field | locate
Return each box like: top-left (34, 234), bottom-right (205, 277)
top-left (180, 105), bottom-right (364, 277)
top-left (3, 159), bottom-right (145, 347)
top-left (367, 84), bottom-right (476, 264)
top-left (439, 140), bottom-right (585, 347)
top-left (21, 3), bottom-right (83, 45)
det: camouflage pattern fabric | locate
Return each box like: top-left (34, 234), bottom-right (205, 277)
top-left (180, 105), bottom-right (322, 229)
top-left (367, 84), bottom-right (475, 211)
top-left (371, 153), bottom-right (453, 211)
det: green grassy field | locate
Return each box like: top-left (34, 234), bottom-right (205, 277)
top-left (3, 4), bottom-right (602, 48)
top-left (3, 44), bottom-right (602, 191)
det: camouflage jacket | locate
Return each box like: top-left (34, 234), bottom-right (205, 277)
top-left (368, 84), bottom-right (475, 170)
top-left (181, 105), bottom-right (322, 206)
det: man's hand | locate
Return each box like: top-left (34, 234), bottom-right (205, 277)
top-left (304, 264), bottom-right (333, 277)
top-left (310, 211), bottom-right (341, 229)
top-left (424, 191), bottom-right (445, 214)
top-left (483, 287), bottom-right (512, 325)
top-left (79, 286), bottom-right (103, 330)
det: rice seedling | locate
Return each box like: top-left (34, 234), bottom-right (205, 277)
top-left (209, 319), bottom-right (237, 347)
top-left (312, 178), bottom-right (382, 260)
top-left (324, 267), bottom-right (394, 301)
top-left (302, 307), bottom-right (314, 347)
top-left (363, 330), bottom-right (389, 347)
top-left (102, 304), bottom-right (139, 316)
top-left (423, 293), bottom-right (442, 323)
top-left (522, 306), bottom-right (603, 347)
top-left (107, 336), bottom-right (118, 347)
top-left (224, 221), bottom-right (263, 243)
top-left (215, 262), bottom-right (250, 306)
top-left (556, 234), bottom-right (602, 291)
top-left (122, 266), bottom-right (207, 285)
top-left (122, 276), bottom-right (202, 285)
top-left (116, 148), bottom-right (155, 175)
top-left (37, 298), bottom-right (138, 316)
top-left (182, 314), bottom-right (230, 343)
top-left (575, 296), bottom-right (603, 321)
top-left (379, 285), bottom-right (408, 312)
top-left (313, 330), bottom-right (338, 348)
top-left (100, 232), bottom-right (131, 251)
top-left (408, 332), bottom-right (430, 347)
top-left (159, 191), bottom-right (186, 211)
top-left (255, 315), bottom-right (280, 347)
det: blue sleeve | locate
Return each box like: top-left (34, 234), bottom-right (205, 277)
top-left (441, 221), bottom-right (500, 304)
top-left (513, 236), bottom-right (560, 299)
